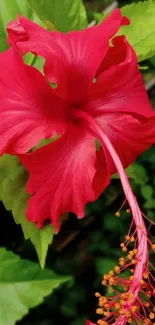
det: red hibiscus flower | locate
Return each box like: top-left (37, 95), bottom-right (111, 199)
top-left (4, 9), bottom-right (155, 230)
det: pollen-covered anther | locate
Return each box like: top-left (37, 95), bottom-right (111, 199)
top-left (99, 297), bottom-right (107, 307)
top-left (131, 258), bottom-right (137, 264)
top-left (130, 236), bottom-right (135, 242)
top-left (143, 272), bottom-right (149, 279)
top-left (114, 265), bottom-right (120, 274)
top-left (122, 246), bottom-right (127, 252)
top-left (102, 279), bottom-right (107, 285)
top-left (125, 235), bottom-right (130, 240)
top-left (129, 275), bottom-right (134, 281)
top-left (144, 302), bottom-right (150, 307)
top-left (127, 318), bottom-right (133, 324)
top-left (126, 209), bottom-right (131, 214)
top-left (115, 303), bottom-right (120, 310)
top-left (96, 308), bottom-right (104, 315)
top-left (97, 320), bottom-right (108, 325)
top-left (151, 244), bottom-right (155, 251)
top-left (103, 311), bottom-right (111, 317)
top-left (131, 305), bottom-right (138, 312)
top-left (115, 211), bottom-right (120, 217)
top-left (119, 257), bottom-right (125, 266)
top-left (150, 311), bottom-right (155, 319)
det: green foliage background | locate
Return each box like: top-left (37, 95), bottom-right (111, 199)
top-left (0, 0), bottom-right (155, 325)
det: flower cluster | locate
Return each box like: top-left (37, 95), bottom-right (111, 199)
top-left (0, 8), bottom-right (155, 325)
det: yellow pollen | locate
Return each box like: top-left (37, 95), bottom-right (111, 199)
top-left (130, 236), bottom-right (135, 242)
top-left (126, 209), bottom-right (131, 214)
top-left (114, 266), bottom-right (120, 274)
top-left (140, 279), bottom-right (144, 285)
top-left (122, 247), bottom-right (127, 252)
top-left (95, 292), bottom-right (101, 297)
top-left (96, 308), bottom-right (103, 315)
top-left (102, 280), bottom-right (107, 285)
top-left (115, 211), bottom-right (120, 217)
top-left (104, 311), bottom-right (111, 317)
top-left (127, 318), bottom-right (133, 323)
top-left (138, 224), bottom-right (142, 230)
top-left (127, 254), bottom-right (133, 260)
top-left (129, 275), bottom-right (134, 281)
top-left (144, 302), bottom-right (150, 307)
top-left (152, 244), bottom-right (155, 250)
top-left (115, 303), bottom-right (120, 310)
top-left (120, 300), bottom-right (125, 306)
top-left (120, 243), bottom-right (125, 247)
top-left (125, 235), bottom-right (130, 240)
top-left (129, 293), bottom-right (134, 298)
top-left (143, 272), bottom-right (149, 279)
top-left (131, 306), bottom-right (137, 312)
top-left (109, 270), bottom-right (114, 276)
top-left (104, 303), bottom-right (110, 309)
top-left (131, 259), bottom-right (137, 264)
top-left (97, 321), bottom-right (108, 325)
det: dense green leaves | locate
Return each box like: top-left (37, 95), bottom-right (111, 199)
top-left (0, 248), bottom-right (70, 325)
top-left (0, 155), bottom-right (54, 268)
top-left (0, 0), bottom-right (42, 52)
top-left (120, 0), bottom-right (155, 61)
top-left (27, 0), bottom-right (88, 32)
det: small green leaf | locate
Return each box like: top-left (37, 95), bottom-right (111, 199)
top-left (27, 0), bottom-right (88, 32)
top-left (112, 162), bottom-right (148, 185)
top-left (0, 248), bottom-right (70, 325)
top-left (120, 0), bottom-right (155, 61)
top-left (0, 155), bottom-right (53, 268)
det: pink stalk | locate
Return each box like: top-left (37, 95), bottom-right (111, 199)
top-left (71, 109), bottom-right (149, 324)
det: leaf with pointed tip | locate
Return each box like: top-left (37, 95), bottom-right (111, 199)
top-left (0, 155), bottom-right (54, 268)
top-left (0, 248), bottom-right (71, 325)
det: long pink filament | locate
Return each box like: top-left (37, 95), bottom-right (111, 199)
top-left (72, 109), bottom-right (148, 324)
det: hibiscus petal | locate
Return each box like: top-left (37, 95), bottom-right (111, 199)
top-left (87, 36), bottom-right (155, 118)
top-left (97, 113), bottom-right (155, 174)
top-left (16, 9), bottom-right (129, 102)
top-left (0, 48), bottom-right (66, 154)
top-left (19, 123), bottom-right (110, 230)
top-left (7, 15), bottom-right (45, 46)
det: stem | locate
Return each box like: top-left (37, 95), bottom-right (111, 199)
top-left (72, 109), bottom-right (148, 319)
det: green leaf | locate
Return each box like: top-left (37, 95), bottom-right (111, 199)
top-left (112, 162), bottom-right (148, 185)
top-left (0, 0), bottom-right (42, 52)
top-left (0, 155), bottom-right (53, 268)
top-left (120, 0), bottom-right (155, 61)
top-left (27, 0), bottom-right (88, 32)
top-left (0, 248), bottom-right (70, 325)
